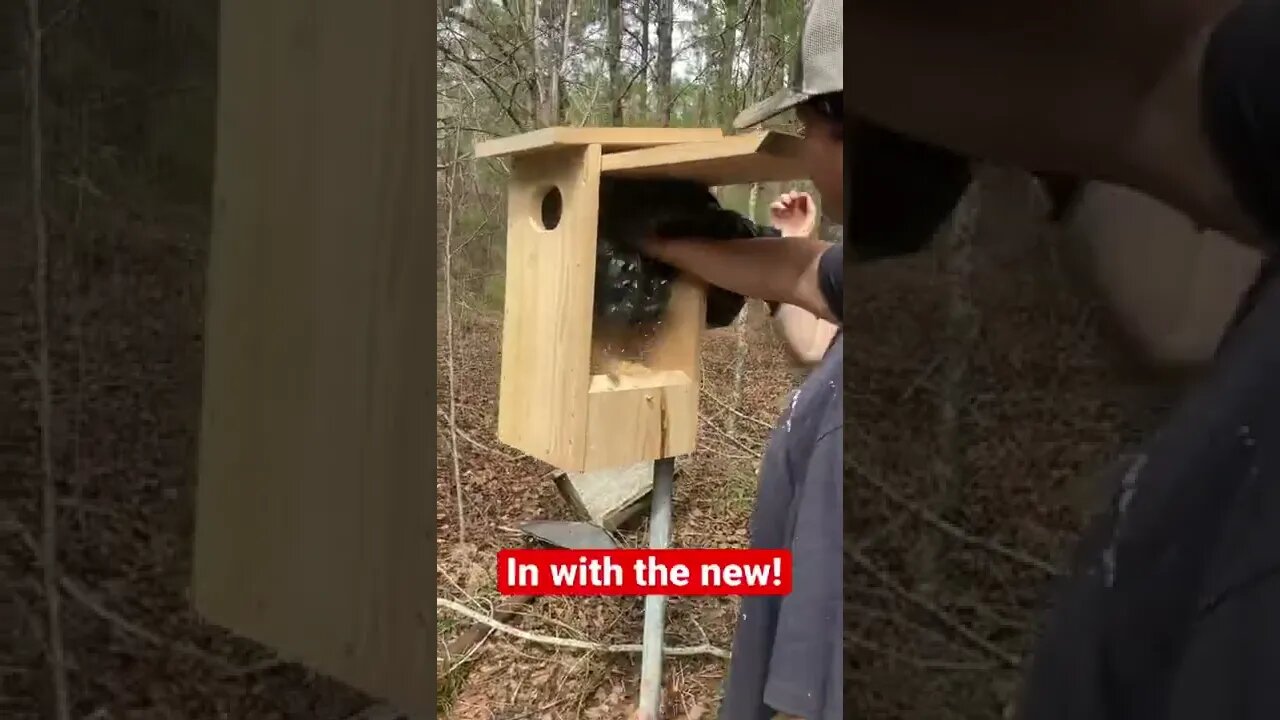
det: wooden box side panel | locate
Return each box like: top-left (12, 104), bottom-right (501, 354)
top-left (583, 379), bottom-right (697, 471)
top-left (192, 2), bottom-right (434, 714)
top-left (497, 146), bottom-right (602, 468)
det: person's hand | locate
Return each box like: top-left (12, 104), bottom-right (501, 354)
top-left (769, 190), bottom-right (817, 238)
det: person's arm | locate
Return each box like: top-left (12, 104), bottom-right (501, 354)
top-left (772, 303), bottom-right (839, 366)
top-left (642, 235), bottom-right (839, 324)
top-left (762, 190), bottom-right (842, 361)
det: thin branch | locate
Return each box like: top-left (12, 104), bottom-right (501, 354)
top-left (59, 575), bottom-right (281, 677)
top-left (898, 355), bottom-right (944, 402)
top-left (438, 45), bottom-right (527, 131)
top-left (11, 524), bottom-right (280, 678)
top-left (846, 635), bottom-right (999, 672)
top-left (435, 121), bottom-right (504, 138)
top-left (618, 53), bottom-right (655, 104)
top-left (24, 2), bottom-right (71, 717)
top-left (506, 697), bottom-right (574, 720)
top-left (700, 387), bottom-right (773, 431)
top-left (437, 597), bottom-right (730, 659)
top-left (849, 600), bottom-right (997, 659)
top-left (849, 550), bottom-right (1021, 668)
top-left (437, 407), bottom-right (523, 461)
top-left (438, 594), bottom-right (534, 677)
top-left (436, 152), bottom-right (474, 171)
top-left (697, 413), bottom-right (763, 459)
top-left (854, 462), bottom-right (1061, 576)
top-left (696, 442), bottom-right (757, 461)
top-left (443, 126), bottom-right (467, 543)
top-left (448, 215), bottom-right (494, 258)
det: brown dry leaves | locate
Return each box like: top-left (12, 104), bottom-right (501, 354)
top-left (0, 167), bottom-right (1186, 720)
top-left (435, 299), bottom-right (793, 718)
top-left (3, 209), bottom-right (371, 720)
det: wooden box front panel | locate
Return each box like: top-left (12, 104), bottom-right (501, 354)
top-left (496, 151), bottom-right (709, 472)
top-left (581, 276), bottom-right (704, 470)
top-left (496, 145), bottom-right (603, 470)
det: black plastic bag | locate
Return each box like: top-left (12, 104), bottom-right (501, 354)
top-left (594, 178), bottom-right (771, 332)
top-left (846, 119), bottom-right (972, 261)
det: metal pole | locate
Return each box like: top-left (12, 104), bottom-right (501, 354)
top-left (636, 457), bottom-right (675, 720)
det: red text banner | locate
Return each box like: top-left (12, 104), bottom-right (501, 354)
top-left (496, 548), bottom-right (792, 596)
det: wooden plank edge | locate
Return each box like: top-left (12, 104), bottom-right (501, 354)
top-left (474, 126), bottom-right (725, 159)
top-left (599, 131), bottom-right (806, 185)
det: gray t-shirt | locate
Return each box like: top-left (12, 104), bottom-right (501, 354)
top-left (720, 243), bottom-right (843, 719)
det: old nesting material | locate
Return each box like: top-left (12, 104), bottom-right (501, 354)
top-left (594, 177), bottom-right (774, 332)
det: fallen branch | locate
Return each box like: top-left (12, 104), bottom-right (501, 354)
top-left (507, 696), bottom-right (574, 720)
top-left (697, 413), bottom-right (763, 460)
top-left (846, 634), bottom-right (998, 672)
top-left (855, 464), bottom-right (1060, 576)
top-left (898, 355), bottom-right (944, 402)
top-left (849, 550), bottom-right (1021, 668)
top-left (696, 442), bottom-right (758, 462)
top-left (436, 152), bottom-right (474, 171)
top-left (700, 388), bottom-right (773, 431)
top-left (437, 407), bottom-right (522, 461)
top-left (437, 593), bottom-right (535, 678)
top-left (436, 597), bottom-right (730, 659)
top-left (63, 572), bottom-right (280, 677)
top-left (11, 524), bottom-right (280, 677)
top-left (67, 574), bottom-right (279, 675)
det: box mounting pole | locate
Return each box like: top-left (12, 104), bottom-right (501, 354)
top-left (636, 456), bottom-right (675, 719)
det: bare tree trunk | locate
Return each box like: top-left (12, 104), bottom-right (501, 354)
top-left (746, 0), bottom-right (772, 207)
top-left (716, 0), bottom-right (739, 129)
top-left (655, 0), bottom-right (672, 127)
top-left (637, 0), bottom-right (650, 121)
top-left (547, 0), bottom-right (574, 126)
top-left (729, 183), bottom-right (762, 435)
top-left (733, 0), bottom-right (768, 418)
top-left (24, 1), bottom-right (72, 718)
top-left (526, 0), bottom-right (546, 126)
top-left (607, 0), bottom-right (623, 125)
top-left (722, 0), bottom-right (760, 426)
top-left (745, 0), bottom-right (763, 102)
top-left (763, 0), bottom-right (781, 92)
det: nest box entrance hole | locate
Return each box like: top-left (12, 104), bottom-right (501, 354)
top-left (536, 185), bottom-right (563, 231)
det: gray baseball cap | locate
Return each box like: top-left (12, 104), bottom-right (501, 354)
top-left (733, 0), bottom-right (843, 129)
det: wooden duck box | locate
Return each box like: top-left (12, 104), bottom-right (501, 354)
top-left (474, 127), bottom-right (805, 472)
